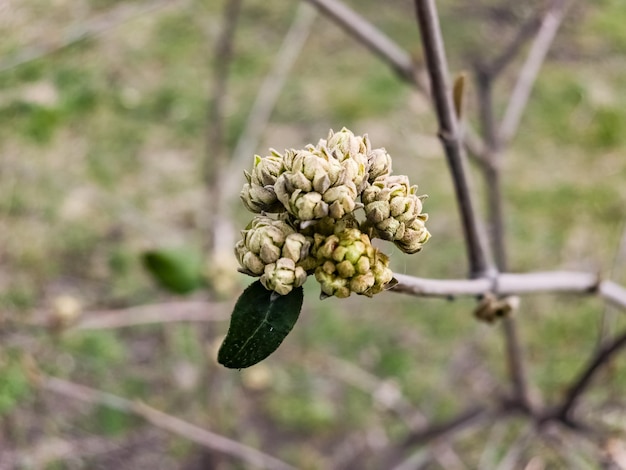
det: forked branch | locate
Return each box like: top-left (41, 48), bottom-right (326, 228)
top-left (548, 329), bottom-right (626, 425)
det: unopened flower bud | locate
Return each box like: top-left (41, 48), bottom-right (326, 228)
top-left (261, 257), bottom-right (307, 295)
top-left (367, 148), bottom-right (392, 183)
top-left (235, 216), bottom-right (297, 275)
top-left (240, 152), bottom-right (286, 213)
top-left (394, 214), bottom-right (431, 254)
top-left (313, 228), bottom-right (393, 298)
top-left (282, 233), bottom-right (311, 264)
top-left (362, 175), bottom-right (426, 242)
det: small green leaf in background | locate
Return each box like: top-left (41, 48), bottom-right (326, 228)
top-left (142, 247), bottom-right (203, 295)
top-left (218, 281), bottom-right (304, 369)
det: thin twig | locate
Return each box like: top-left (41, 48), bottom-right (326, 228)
top-left (494, 425), bottom-right (534, 470)
top-left (599, 280), bottom-right (626, 310)
top-left (41, 376), bottom-right (297, 470)
top-left (302, 0), bottom-right (489, 164)
top-left (501, 316), bottom-right (532, 410)
top-left (303, 0), bottom-right (425, 90)
top-left (225, 3), bottom-right (317, 199)
top-left (400, 406), bottom-right (489, 449)
top-left (487, 13), bottom-right (542, 78)
top-left (499, 0), bottom-right (571, 145)
top-left (0, 0), bottom-right (183, 73)
top-left (72, 301), bottom-right (230, 330)
top-left (549, 329), bottom-right (626, 424)
top-left (383, 406), bottom-right (489, 470)
top-left (204, 0), bottom-right (243, 255)
top-left (599, 222), bottom-right (626, 342)
top-left (414, 0), bottom-right (492, 278)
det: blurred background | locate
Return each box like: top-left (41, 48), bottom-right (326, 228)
top-left (1, 0), bottom-right (626, 468)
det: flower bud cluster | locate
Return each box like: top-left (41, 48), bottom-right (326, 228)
top-left (236, 128), bottom-right (430, 297)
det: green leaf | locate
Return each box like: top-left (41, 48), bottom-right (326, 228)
top-left (218, 281), bottom-right (303, 369)
top-left (142, 248), bottom-right (203, 295)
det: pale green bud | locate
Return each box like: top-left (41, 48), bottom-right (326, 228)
top-left (282, 233), bottom-right (311, 264)
top-left (325, 127), bottom-right (371, 161)
top-left (350, 272), bottom-right (376, 295)
top-left (261, 257), bottom-right (307, 295)
top-left (251, 153), bottom-right (283, 186)
top-left (282, 190), bottom-right (329, 221)
top-left (323, 183), bottom-right (358, 220)
top-left (394, 214), bottom-right (431, 254)
top-left (362, 175), bottom-right (426, 242)
top-left (240, 183), bottom-right (284, 213)
top-left (235, 216), bottom-right (297, 275)
top-left (235, 240), bottom-right (266, 275)
top-left (240, 152), bottom-right (287, 213)
top-left (315, 265), bottom-right (351, 298)
top-left (313, 228), bottom-right (392, 298)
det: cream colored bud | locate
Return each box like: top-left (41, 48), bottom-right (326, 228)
top-left (395, 216), bottom-right (431, 254)
top-left (367, 148), bottom-right (392, 183)
top-left (261, 257), bottom-right (307, 295)
top-left (282, 233), bottom-right (311, 263)
top-left (326, 127), bottom-right (367, 160)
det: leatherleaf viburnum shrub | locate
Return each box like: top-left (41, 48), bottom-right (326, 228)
top-left (236, 127), bottom-right (431, 298)
top-left (219, 128), bottom-right (431, 368)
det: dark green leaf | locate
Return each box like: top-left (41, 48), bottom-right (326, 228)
top-left (218, 281), bottom-right (303, 369)
top-left (142, 248), bottom-right (203, 295)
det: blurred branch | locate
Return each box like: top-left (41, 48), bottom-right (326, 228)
top-left (599, 280), bottom-right (626, 311)
top-left (204, 0), bottom-right (243, 255)
top-left (547, 329), bottom-right (626, 425)
top-left (472, 0), bottom-right (572, 419)
top-left (499, 0), bottom-right (571, 145)
top-left (414, 0), bottom-right (492, 278)
top-left (599, 222), bottom-right (626, 342)
top-left (0, 0), bottom-right (183, 73)
top-left (311, 354), bottom-right (427, 430)
top-left (402, 406), bottom-right (489, 447)
top-left (302, 0), bottom-right (490, 166)
top-left (302, 0), bottom-right (426, 90)
top-left (224, 3), bottom-right (317, 199)
top-left (493, 426), bottom-right (534, 470)
top-left (72, 301), bottom-right (229, 330)
top-left (382, 406), bottom-right (489, 470)
top-left (487, 13), bottom-right (542, 78)
top-left (41, 376), bottom-right (297, 470)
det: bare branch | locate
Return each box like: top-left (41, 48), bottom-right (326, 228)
top-left (0, 0), bottom-right (182, 73)
top-left (499, 0), bottom-right (571, 145)
top-left (301, 0), bottom-right (489, 167)
top-left (494, 426), bottom-right (534, 470)
top-left (303, 0), bottom-right (425, 90)
top-left (394, 271), bottom-right (593, 297)
top-left (383, 406), bottom-right (489, 470)
top-left (225, 3), bottom-right (317, 198)
top-left (549, 329), bottom-right (626, 424)
top-left (72, 301), bottom-right (229, 330)
top-left (204, 0), bottom-right (243, 255)
top-left (414, 0), bottom-right (492, 278)
top-left (487, 14), bottom-right (542, 79)
top-left (400, 405), bottom-right (489, 449)
top-left (41, 376), bottom-right (297, 470)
